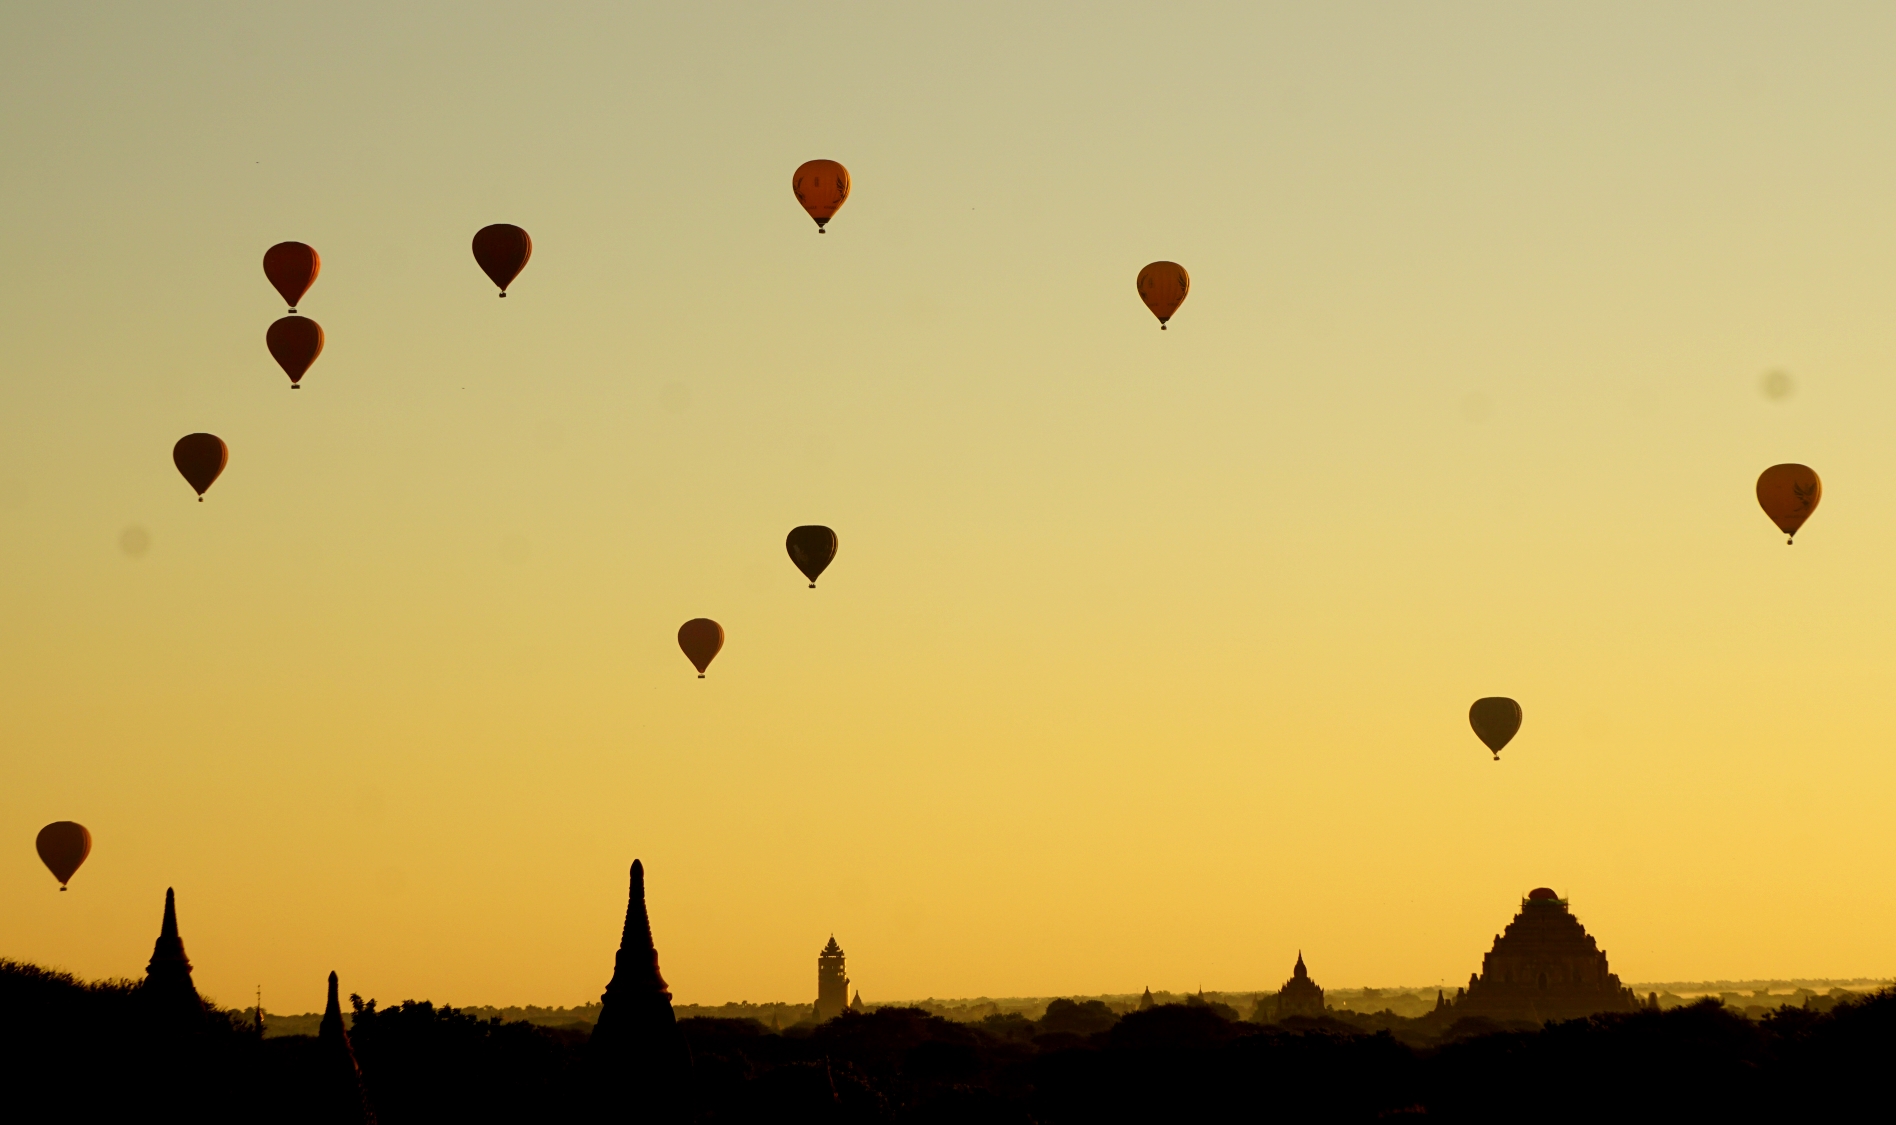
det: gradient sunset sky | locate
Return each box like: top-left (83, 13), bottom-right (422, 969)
top-left (5, 3), bottom-right (1896, 1013)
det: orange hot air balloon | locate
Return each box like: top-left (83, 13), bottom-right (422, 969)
top-left (1469, 697), bottom-right (1522, 761)
top-left (786, 525), bottom-right (838, 588)
top-left (472, 224), bottom-right (532, 295)
top-left (266, 316), bottom-right (324, 389)
top-left (263, 242), bottom-right (320, 313)
top-left (173, 433), bottom-right (228, 501)
top-left (1137, 262), bottom-right (1190, 329)
top-left (791, 160), bottom-right (851, 233)
top-left (678, 618), bottom-right (724, 678)
top-left (1756, 464), bottom-right (1822, 544)
top-left (36, 821), bottom-right (92, 890)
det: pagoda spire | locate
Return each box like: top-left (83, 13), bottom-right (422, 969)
top-left (318, 972), bottom-right (376, 1124)
top-left (589, 860), bottom-right (689, 1120)
top-left (604, 859), bottom-right (670, 1000)
top-left (142, 887), bottom-right (203, 1021)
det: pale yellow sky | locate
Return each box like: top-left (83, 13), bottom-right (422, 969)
top-left (4, 3), bottom-right (1895, 1013)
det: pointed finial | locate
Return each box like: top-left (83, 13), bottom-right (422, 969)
top-left (162, 888), bottom-right (179, 937)
top-left (620, 860), bottom-right (655, 952)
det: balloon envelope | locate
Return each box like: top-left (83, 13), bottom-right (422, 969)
top-left (1137, 261), bottom-right (1190, 327)
top-left (263, 242), bottom-right (320, 312)
top-left (678, 619), bottom-right (724, 677)
top-left (791, 160), bottom-right (851, 231)
top-left (472, 224), bottom-right (532, 294)
top-left (36, 821), bottom-right (91, 888)
top-left (173, 434), bottom-right (228, 499)
top-left (1469, 697), bottom-right (1522, 759)
top-left (786, 525), bottom-right (838, 587)
top-left (1756, 464), bottom-right (1821, 541)
top-left (266, 316), bottom-right (324, 387)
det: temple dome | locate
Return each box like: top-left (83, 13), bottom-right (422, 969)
top-left (1527, 887), bottom-right (1559, 901)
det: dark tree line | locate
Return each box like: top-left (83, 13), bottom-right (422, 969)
top-left (3, 959), bottom-right (1890, 1122)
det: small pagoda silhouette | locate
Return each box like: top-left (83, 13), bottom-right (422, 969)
top-left (588, 860), bottom-right (691, 1120)
top-left (142, 887), bottom-right (204, 1027)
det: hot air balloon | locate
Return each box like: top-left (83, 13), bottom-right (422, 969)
top-left (266, 316), bottom-right (324, 389)
top-left (1137, 262), bottom-right (1190, 329)
top-left (678, 618), bottom-right (724, 678)
top-left (786, 525), bottom-right (838, 588)
top-left (473, 224), bottom-right (532, 295)
top-left (36, 821), bottom-right (91, 890)
top-left (1469, 697), bottom-right (1522, 761)
top-left (173, 434), bottom-right (228, 501)
top-left (791, 160), bottom-right (851, 233)
top-left (1756, 464), bottom-right (1822, 544)
top-left (263, 242), bottom-right (320, 313)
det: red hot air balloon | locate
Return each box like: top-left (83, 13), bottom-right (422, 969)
top-left (263, 242), bottom-right (320, 313)
top-left (472, 225), bottom-right (532, 296)
top-left (173, 434), bottom-right (228, 501)
top-left (678, 618), bottom-right (724, 678)
top-left (36, 821), bottom-right (92, 890)
top-left (1136, 262), bottom-right (1190, 329)
top-left (266, 316), bottom-right (324, 389)
top-left (792, 161), bottom-right (851, 233)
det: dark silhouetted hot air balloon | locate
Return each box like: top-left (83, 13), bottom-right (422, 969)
top-left (173, 434), bottom-right (228, 501)
top-left (786, 525), bottom-right (838, 588)
top-left (473, 224), bottom-right (532, 295)
top-left (1469, 697), bottom-right (1522, 761)
top-left (36, 821), bottom-right (91, 890)
top-left (1756, 464), bottom-right (1822, 544)
top-left (266, 316), bottom-right (324, 389)
top-left (678, 618), bottom-right (723, 678)
top-left (263, 242), bottom-right (320, 313)
top-left (1137, 262), bottom-right (1190, 329)
top-left (792, 160), bottom-right (851, 233)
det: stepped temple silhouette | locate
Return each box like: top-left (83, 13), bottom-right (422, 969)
top-left (589, 859), bottom-right (691, 1120)
top-left (814, 934), bottom-right (852, 1021)
top-left (1255, 952), bottom-right (1326, 1021)
top-left (1449, 887), bottom-right (1640, 1023)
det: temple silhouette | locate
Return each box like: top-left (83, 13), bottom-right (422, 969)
top-left (814, 935), bottom-right (851, 1022)
top-left (73, 875), bottom-right (1668, 1119)
top-left (1448, 887), bottom-right (1642, 1022)
top-left (589, 859), bottom-right (691, 1120)
top-left (1255, 952), bottom-right (1326, 1021)
top-left (144, 887), bottom-right (204, 1025)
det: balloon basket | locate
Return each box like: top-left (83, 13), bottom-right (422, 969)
top-left (697, 674), bottom-right (705, 679)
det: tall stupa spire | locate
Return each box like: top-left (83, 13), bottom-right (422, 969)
top-left (142, 887), bottom-right (203, 1020)
top-left (318, 971), bottom-right (376, 1124)
top-left (589, 860), bottom-right (689, 1121)
top-left (607, 859), bottom-right (670, 998)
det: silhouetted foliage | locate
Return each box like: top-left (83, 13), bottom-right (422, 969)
top-left (4, 961), bottom-right (1892, 1122)
top-left (346, 995), bottom-right (582, 1121)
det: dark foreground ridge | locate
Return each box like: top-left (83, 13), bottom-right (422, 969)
top-left (3, 966), bottom-right (1893, 1121)
top-left (4, 876), bottom-right (1892, 1122)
